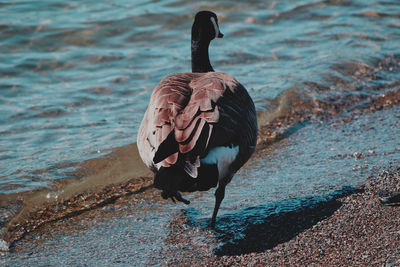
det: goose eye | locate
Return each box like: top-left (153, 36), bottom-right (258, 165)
top-left (210, 17), bottom-right (219, 39)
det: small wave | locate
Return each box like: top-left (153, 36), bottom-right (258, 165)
top-left (10, 108), bottom-right (67, 120)
top-left (0, 143), bottom-right (152, 247)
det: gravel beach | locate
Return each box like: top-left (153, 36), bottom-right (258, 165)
top-left (219, 166), bottom-right (400, 266)
top-left (161, 165), bottom-right (400, 266)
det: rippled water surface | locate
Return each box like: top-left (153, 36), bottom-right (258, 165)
top-left (1, 0), bottom-right (399, 193)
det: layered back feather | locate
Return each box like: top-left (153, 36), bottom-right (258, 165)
top-left (137, 71), bottom-right (248, 176)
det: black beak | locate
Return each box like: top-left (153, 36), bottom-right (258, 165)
top-left (218, 32), bottom-right (224, 38)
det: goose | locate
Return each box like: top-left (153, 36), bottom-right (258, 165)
top-left (137, 11), bottom-right (257, 227)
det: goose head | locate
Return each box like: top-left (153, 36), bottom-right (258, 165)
top-left (192, 11), bottom-right (224, 43)
top-left (191, 11), bottom-right (224, 73)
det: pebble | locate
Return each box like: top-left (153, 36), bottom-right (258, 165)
top-left (0, 239), bottom-right (9, 252)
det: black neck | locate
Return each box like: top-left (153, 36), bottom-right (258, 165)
top-left (191, 39), bottom-right (214, 73)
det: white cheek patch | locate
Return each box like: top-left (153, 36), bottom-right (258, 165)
top-left (210, 17), bottom-right (219, 39)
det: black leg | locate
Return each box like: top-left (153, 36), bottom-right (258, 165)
top-left (210, 184), bottom-right (226, 227)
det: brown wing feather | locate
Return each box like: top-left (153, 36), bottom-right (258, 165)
top-left (137, 72), bottom-right (238, 171)
top-left (179, 118), bottom-right (206, 153)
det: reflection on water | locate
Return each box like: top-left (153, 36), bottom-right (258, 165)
top-left (0, 0), bottom-right (399, 194)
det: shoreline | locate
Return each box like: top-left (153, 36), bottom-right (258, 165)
top-left (1, 86), bottom-right (399, 252)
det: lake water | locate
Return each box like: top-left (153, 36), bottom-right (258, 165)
top-left (1, 0), bottom-right (399, 194)
top-left (0, 0), bottom-right (399, 262)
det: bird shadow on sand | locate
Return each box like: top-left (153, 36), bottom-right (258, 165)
top-left (185, 186), bottom-right (361, 256)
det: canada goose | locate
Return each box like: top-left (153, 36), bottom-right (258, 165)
top-left (137, 11), bottom-right (257, 226)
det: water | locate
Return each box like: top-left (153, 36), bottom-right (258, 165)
top-left (0, 0), bottom-right (399, 262)
top-left (1, 193), bottom-right (177, 265)
top-left (1, 0), bottom-right (399, 194)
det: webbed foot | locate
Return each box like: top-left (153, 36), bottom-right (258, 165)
top-left (161, 190), bottom-right (190, 205)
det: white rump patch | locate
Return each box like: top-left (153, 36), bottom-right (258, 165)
top-left (201, 145), bottom-right (239, 179)
top-left (210, 17), bottom-right (219, 39)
